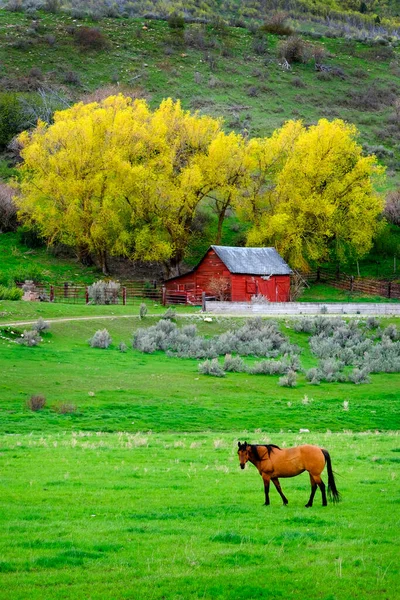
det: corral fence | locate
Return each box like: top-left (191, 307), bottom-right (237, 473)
top-left (18, 281), bottom-right (163, 305)
top-left (17, 281), bottom-right (207, 306)
top-left (299, 268), bottom-right (400, 300)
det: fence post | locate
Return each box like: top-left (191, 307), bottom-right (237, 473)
top-left (162, 286), bottom-right (166, 306)
top-left (350, 276), bottom-right (354, 292)
top-left (316, 267), bottom-right (320, 282)
top-left (388, 281), bottom-right (392, 299)
top-left (64, 282), bottom-right (69, 298)
top-left (122, 286), bottom-right (127, 305)
top-left (202, 291), bottom-right (206, 312)
top-left (50, 285), bottom-right (54, 302)
top-left (85, 287), bottom-right (89, 304)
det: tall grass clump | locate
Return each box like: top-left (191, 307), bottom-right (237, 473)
top-left (89, 329), bottom-right (112, 349)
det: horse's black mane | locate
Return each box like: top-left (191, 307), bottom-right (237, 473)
top-left (251, 444), bottom-right (281, 460)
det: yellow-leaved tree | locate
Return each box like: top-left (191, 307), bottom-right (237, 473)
top-left (16, 95), bottom-right (246, 275)
top-left (237, 119), bottom-right (384, 270)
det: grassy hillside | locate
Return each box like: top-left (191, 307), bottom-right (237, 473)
top-left (0, 10), bottom-right (399, 189)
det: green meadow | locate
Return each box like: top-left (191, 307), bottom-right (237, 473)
top-left (0, 305), bottom-right (399, 599)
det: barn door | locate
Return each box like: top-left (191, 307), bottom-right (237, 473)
top-left (258, 278), bottom-right (274, 301)
top-left (276, 279), bottom-right (290, 302)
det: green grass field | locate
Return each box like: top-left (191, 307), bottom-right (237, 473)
top-left (0, 310), bottom-right (399, 599)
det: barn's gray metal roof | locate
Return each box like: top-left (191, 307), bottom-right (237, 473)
top-left (211, 246), bottom-right (292, 275)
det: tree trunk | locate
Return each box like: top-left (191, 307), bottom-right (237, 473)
top-left (77, 244), bottom-right (93, 266)
top-left (215, 207), bottom-right (227, 245)
top-left (99, 250), bottom-right (109, 276)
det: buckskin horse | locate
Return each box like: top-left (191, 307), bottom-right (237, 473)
top-left (237, 441), bottom-right (340, 507)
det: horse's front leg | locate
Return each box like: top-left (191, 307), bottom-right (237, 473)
top-left (261, 473), bottom-right (271, 505)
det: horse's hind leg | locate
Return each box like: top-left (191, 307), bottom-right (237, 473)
top-left (305, 473), bottom-right (318, 508)
top-left (272, 478), bottom-right (288, 505)
top-left (309, 473), bottom-right (327, 506)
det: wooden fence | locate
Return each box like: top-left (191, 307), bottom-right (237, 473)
top-left (19, 281), bottom-right (163, 305)
top-left (301, 268), bottom-right (400, 300)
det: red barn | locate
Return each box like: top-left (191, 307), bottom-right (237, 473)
top-left (164, 246), bottom-right (292, 303)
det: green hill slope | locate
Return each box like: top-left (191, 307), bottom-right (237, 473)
top-left (0, 9), bottom-right (399, 188)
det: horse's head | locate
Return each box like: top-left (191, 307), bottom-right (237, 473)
top-left (238, 441), bottom-right (250, 469)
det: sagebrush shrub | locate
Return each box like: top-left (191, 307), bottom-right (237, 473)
top-left (26, 394), bottom-right (46, 411)
top-left (278, 369), bottom-right (297, 387)
top-left (118, 341), bottom-right (127, 353)
top-left (348, 368), bottom-right (370, 385)
top-left (223, 354), bottom-right (246, 372)
top-left (33, 317), bottom-right (49, 333)
top-left (89, 329), bottom-right (112, 349)
top-left (17, 330), bottom-right (41, 346)
top-left (198, 358), bottom-right (225, 377)
top-left (383, 324), bottom-right (398, 341)
top-left (162, 307), bottom-right (176, 320)
top-left (139, 303), bottom-right (148, 319)
top-left (88, 280), bottom-right (120, 305)
top-left (306, 367), bottom-right (321, 385)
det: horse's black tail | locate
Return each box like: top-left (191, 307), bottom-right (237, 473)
top-left (322, 449), bottom-right (340, 504)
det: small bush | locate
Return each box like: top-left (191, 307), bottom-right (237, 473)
top-left (89, 329), bottom-right (112, 349)
top-left (168, 12), bottom-right (185, 30)
top-left (348, 368), bottom-right (370, 385)
top-left (88, 280), bottom-right (120, 304)
top-left (0, 286), bottom-right (23, 300)
top-left (162, 307), bottom-right (176, 320)
top-left (291, 77), bottom-right (306, 88)
top-left (383, 324), bottom-right (399, 341)
top-left (74, 27), bottom-right (109, 51)
top-left (26, 394), bottom-right (46, 411)
top-left (365, 316), bottom-right (381, 329)
top-left (33, 317), bottom-right (49, 333)
top-left (17, 330), bottom-right (41, 346)
top-left (63, 70), bottom-right (81, 85)
top-left (139, 303), bottom-right (148, 319)
top-left (260, 12), bottom-right (293, 36)
top-left (118, 341), bottom-right (128, 353)
top-left (199, 358), bottom-right (225, 377)
top-left (306, 367), bottom-right (321, 385)
top-left (278, 370), bottom-right (297, 387)
top-left (223, 354), bottom-right (246, 372)
top-left (252, 35), bottom-right (268, 55)
top-left (278, 36), bottom-right (310, 64)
